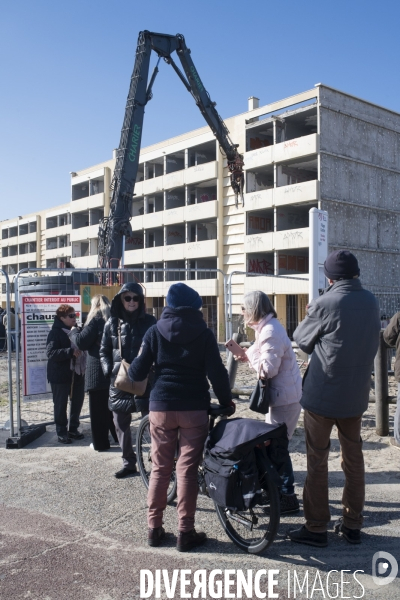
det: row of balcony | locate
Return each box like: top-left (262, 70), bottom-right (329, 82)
top-left (137, 135), bottom-right (317, 199)
top-left (1, 230), bottom-right (38, 246)
top-left (68, 162), bottom-right (219, 216)
top-left (1, 251), bottom-right (38, 265)
top-left (67, 181), bottom-right (318, 244)
top-left (1, 221), bottom-right (37, 240)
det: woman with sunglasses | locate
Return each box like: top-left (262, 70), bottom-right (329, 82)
top-left (46, 304), bottom-right (85, 444)
top-left (100, 282), bottom-right (156, 478)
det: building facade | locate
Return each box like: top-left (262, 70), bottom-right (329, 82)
top-left (1, 84), bottom-right (400, 339)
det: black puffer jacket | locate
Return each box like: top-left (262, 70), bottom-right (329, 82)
top-left (46, 316), bottom-right (75, 384)
top-left (100, 282), bottom-right (156, 412)
top-left (73, 316), bottom-right (109, 392)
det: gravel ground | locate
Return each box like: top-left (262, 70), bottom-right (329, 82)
top-left (0, 354), bottom-right (400, 599)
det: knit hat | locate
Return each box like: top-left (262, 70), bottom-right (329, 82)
top-left (166, 283), bottom-right (203, 309)
top-left (323, 250), bottom-right (360, 280)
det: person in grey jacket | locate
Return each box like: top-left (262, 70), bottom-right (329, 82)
top-left (289, 250), bottom-right (380, 548)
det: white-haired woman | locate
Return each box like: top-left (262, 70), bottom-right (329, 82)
top-left (71, 295), bottom-right (117, 451)
top-left (236, 290), bottom-right (302, 514)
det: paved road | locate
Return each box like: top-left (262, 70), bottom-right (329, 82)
top-left (0, 405), bottom-right (400, 600)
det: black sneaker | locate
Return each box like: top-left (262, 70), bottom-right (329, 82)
top-left (68, 430), bottom-right (84, 440)
top-left (177, 529), bottom-right (207, 552)
top-left (289, 525), bottom-right (328, 547)
top-left (58, 435), bottom-right (72, 444)
top-left (148, 526), bottom-right (166, 547)
top-left (334, 518), bottom-right (361, 544)
top-left (280, 493), bottom-right (300, 515)
top-left (114, 466), bottom-right (137, 479)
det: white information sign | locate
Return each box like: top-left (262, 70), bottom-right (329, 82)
top-left (309, 208), bottom-right (329, 302)
top-left (21, 295), bottom-right (82, 401)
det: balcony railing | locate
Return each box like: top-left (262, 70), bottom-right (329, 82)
top-left (135, 161), bottom-right (218, 197)
top-left (244, 133), bottom-right (319, 170)
top-left (245, 227), bottom-right (309, 253)
top-left (244, 180), bottom-right (319, 211)
top-left (124, 238), bottom-right (218, 265)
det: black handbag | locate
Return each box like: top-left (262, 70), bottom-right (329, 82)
top-left (249, 365), bottom-right (271, 415)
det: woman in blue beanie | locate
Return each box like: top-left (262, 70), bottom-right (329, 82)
top-left (129, 283), bottom-right (234, 552)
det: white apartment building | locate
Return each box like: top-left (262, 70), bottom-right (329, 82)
top-left (2, 84), bottom-right (400, 339)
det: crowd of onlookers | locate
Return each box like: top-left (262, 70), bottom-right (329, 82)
top-left (44, 250), bottom-right (400, 552)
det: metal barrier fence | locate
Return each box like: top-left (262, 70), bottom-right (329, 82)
top-left (11, 267), bottom-right (226, 435)
top-left (0, 269), bottom-right (14, 436)
top-left (2, 265), bottom-right (399, 444)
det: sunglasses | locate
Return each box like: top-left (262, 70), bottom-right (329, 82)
top-left (241, 306), bottom-right (246, 311)
top-left (123, 295), bottom-right (140, 303)
top-left (67, 314), bottom-right (77, 319)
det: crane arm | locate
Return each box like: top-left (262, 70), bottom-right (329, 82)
top-left (98, 30), bottom-right (244, 269)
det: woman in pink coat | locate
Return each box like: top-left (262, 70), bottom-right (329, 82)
top-left (238, 290), bottom-right (302, 514)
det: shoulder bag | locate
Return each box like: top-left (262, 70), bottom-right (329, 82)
top-left (249, 362), bottom-right (271, 415)
top-left (114, 321), bottom-right (148, 396)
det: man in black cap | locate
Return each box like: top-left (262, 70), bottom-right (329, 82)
top-left (289, 250), bottom-right (380, 547)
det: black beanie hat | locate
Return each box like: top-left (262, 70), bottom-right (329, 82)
top-left (323, 250), bottom-right (360, 280)
top-left (166, 283), bottom-right (203, 309)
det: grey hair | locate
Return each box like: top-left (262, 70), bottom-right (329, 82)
top-left (85, 294), bottom-right (111, 326)
top-left (242, 290), bottom-right (277, 325)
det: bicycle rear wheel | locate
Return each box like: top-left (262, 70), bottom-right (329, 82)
top-left (135, 414), bottom-right (178, 504)
top-left (215, 469), bottom-right (280, 554)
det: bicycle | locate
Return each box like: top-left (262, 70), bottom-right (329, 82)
top-left (136, 404), bottom-right (281, 554)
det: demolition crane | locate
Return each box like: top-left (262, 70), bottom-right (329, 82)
top-left (98, 30), bottom-right (244, 269)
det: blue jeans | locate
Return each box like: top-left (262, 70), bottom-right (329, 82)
top-left (281, 454), bottom-right (295, 495)
top-left (395, 385), bottom-right (400, 444)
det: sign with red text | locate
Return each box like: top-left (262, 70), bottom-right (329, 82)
top-left (21, 295), bottom-right (81, 401)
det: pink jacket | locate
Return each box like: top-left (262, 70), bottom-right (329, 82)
top-left (246, 314), bottom-right (302, 407)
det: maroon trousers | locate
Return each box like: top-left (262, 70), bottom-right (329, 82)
top-left (148, 410), bottom-right (209, 532)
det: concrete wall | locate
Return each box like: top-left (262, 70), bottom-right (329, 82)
top-left (319, 86), bottom-right (400, 293)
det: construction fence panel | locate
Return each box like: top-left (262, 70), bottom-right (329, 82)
top-left (13, 267), bottom-right (226, 430)
top-left (0, 269), bottom-right (15, 436)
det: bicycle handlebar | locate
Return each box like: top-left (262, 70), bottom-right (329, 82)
top-left (208, 404), bottom-right (235, 418)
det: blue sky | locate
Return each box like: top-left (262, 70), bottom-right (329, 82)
top-left (1, 0), bottom-right (399, 220)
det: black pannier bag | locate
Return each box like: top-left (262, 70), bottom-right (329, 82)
top-left (203, 448), bottom-right (262, 511)
top-left (203, 418), bottom-right (289, 511)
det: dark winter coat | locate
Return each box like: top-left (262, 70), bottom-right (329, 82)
top-left (46, 316), bottom-right (75, 384)
top-left (128, 306), bottom-right (232, 411)
top-left (73, 316), bottom-right (109, 392)
top-left (383, 312), bottom-right (400, 382)
top-left (99, 282), bottom-right (156, 413)
top-left (293, 278), bottom-right (380, 418)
